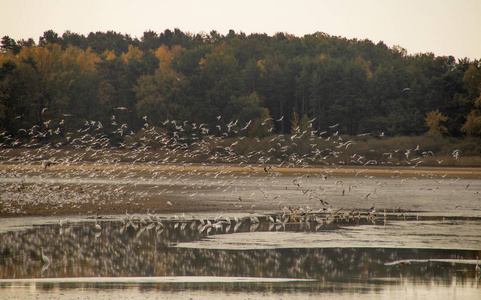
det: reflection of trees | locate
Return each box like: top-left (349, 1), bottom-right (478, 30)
top-left (0, 216), bottom-right (478, 286)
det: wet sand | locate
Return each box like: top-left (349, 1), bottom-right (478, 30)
top-left (1, 163), bottom-right (481, 217)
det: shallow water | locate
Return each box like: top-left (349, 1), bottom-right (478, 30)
top-left (1, 213), bottom-right (480, 299)
top-left (1, 168), bottom-right (481, 298)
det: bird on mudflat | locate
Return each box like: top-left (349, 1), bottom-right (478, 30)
top-left (41, 160), bottom-right (53, 169)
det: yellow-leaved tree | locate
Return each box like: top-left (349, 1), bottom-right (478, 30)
top-left (425, 109), bottom-right (448, 135)
top-left (134, 46), bottom-right (187, 124)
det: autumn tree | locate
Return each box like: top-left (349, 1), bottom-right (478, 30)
top-left (461, 110), bottom-right (481, 136)
top-left (425, 109), bottom-right (448, 135)
top-left (135, 46), bottom-right (189, 125)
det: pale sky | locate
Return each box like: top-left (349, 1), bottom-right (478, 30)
top-left (2, 0), bottom-right (481, 60)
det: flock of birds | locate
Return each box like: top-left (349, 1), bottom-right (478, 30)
top-left (0, 112), bottom-right (464, 168)
top-left (0, 114), bottom-right (471, 217)
top-left (1, 114), bottom-right (480, 280)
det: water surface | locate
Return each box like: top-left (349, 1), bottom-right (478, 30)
top-left (1, 213), bottom-right (480, 299)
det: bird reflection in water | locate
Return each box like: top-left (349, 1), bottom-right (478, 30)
top-left (0, 214), bottom-right (479, 288)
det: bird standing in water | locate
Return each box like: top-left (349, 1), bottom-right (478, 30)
top-left (476, 257), bottom-right (480, 274)
top-left (41, 247), bottom-right (50, 265)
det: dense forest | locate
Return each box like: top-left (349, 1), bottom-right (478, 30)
top-left (1, 29), bottom-right (481, 158)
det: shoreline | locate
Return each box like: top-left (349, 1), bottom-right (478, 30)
top-left (2, 162), bottom-right (481, 177)
top-left (1, 163), bottom-right (480, 218)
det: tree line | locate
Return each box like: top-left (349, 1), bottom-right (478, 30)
top-left (1, 29), bottom-right (481, 146)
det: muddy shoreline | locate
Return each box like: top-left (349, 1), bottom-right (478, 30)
top-left (1, 163), bottom-right (481, 218)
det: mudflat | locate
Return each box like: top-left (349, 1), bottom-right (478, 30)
top-left (1, 163), bottom-right (480, 217)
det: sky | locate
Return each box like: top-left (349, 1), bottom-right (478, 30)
top-left (2, 0), bottom-right (481, 60)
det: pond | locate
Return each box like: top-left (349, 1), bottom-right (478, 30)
top-left (1, 212), bottom-right (480, 299)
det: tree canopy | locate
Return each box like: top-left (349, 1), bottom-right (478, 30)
top-left (1, 28), bottom-right (481, 145)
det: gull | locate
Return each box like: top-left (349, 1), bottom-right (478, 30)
top-left (383, 152), bottom-right (393, 159)
top-left (94, 222), bottom-right (102, 231)
top-left (249, 215), bottom-right (260, 223)
top-left (240, 120), bottom-right (252, 130)
top-left (226, 120), bottom-right (238, 131)
top-left (261, 118), bottom-right (273, 125)
top-left (276, 116), bottom-right (284, 122)
top-left (452, 149), bottom-right (460, 159)
top-left (369, 203), bottom-right (376, 214)
top-left (213, 221), bottom-right (225, 231)
top-left (234, 221), bottom-right (243, 232)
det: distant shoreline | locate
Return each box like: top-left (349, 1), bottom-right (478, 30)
top-left (1, 162), bottom-right (480, 178)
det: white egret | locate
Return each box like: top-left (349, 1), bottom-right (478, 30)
top-left (40, 247), bottom-right (50, 265)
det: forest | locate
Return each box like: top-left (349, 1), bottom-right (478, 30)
top-left (1, 29), bottom-right (481, 163)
